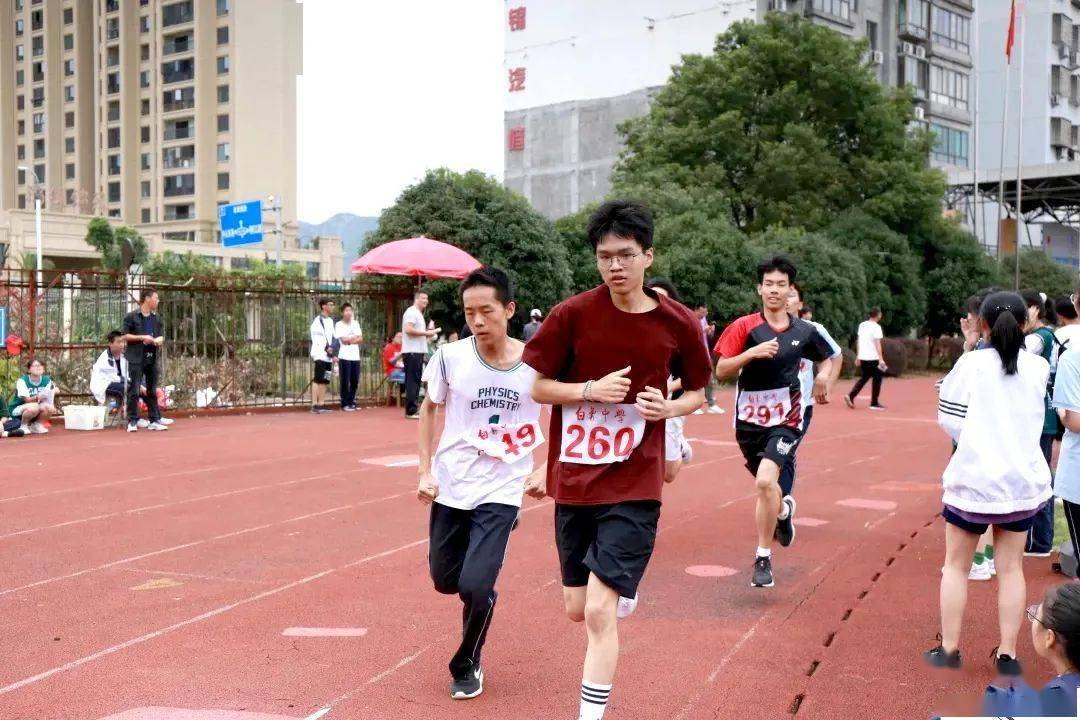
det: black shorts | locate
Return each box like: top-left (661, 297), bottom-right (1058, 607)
top-left (554, 500), bottom-right (660, 599)
top-left (313, 360), bottom-right (332, 385)
top-left (736, 424), bottom-right (802, 476)
top-left (942, 505), bottom-right (1038, 535)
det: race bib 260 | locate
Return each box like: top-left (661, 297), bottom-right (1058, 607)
top-left (559, 403), bottom-right (645, 465)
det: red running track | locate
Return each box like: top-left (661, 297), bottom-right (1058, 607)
top-left (0, 378), bottom-right (1065, 720)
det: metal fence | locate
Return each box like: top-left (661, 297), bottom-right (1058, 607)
top-left (1, 269), bottom-right (415, 410)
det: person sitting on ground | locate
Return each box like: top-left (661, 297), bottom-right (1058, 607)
top-left (382, 332), bottom-right (405, 385)
top-left (90, 330), bottom-right (129, 409)
top-left (12, 357), bottom-right (56, 434)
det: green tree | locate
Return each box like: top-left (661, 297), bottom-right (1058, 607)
top-left (84, 217), bottom-right (149, 271)
top-left (367, 169), bottom-right (572, 334)
top-left (554, 206), bottom-right (602, 295)
top-left (143, 251), bottom-right (225, 278)
top-left (1001, 248), bottom-right (1078, 299)
top-left (920, 219), bottom-right (1001, 339)
top-left (613, 14), bottom-right (944, 237)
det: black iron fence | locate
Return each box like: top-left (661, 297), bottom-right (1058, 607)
top-left (0, 269), bottom-right (415, 410)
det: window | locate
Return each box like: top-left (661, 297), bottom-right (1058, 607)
top-left (63, 7), bottom-right (73, 25)
top-left (163, 174), bottom-right (195, 197)
top-left (163, 32), bottom-right (193, 55)
top-left (141, 152), bottom-right (151, 170)
top-left (810, 0), bottom-right (851, 22)
top-left (140, 70), bottom-right (151, 88)
top-left (30, 61), bottom-right (41, 82)
top-left (140, 15), bottom-right (151, 33)
top-left (31, 9), bottom-right (41, 31)
top-left (217, 172), bottom-right (229, 190)
top-left (216, 142), bottom-right (230, 161)
top-left (162, 2), bottom-right (194, 27)
top-left (65, 111), bottom-right (74, 128)
top-left (930, 65), bottom-right (969, 110)
top-left (108, 209), bottom-right (121, 218)
top-left (65, 137), bottom-right (75, 153)
top-left (107, 127), bottom-right (120, 148)
top-left (64, 59), bottom-right (75, 76)
top-left (15, 19), bottom-right (23, 36)
top-left (217, 84), bottom-right (229, 103)
top-left (217, 26), bottom-right (228, 45)
top-left (66, 189), bottom-right (76, 206)
top-left (217, 114), bottom-right (229, 132)
top-left (931, 6), bottom-right (970, 53)
top-left (930, 123), bottom-right (969, 166)
top-left (31, 34), bottom-right (43, 57)
top-left (141, 181), bottom-right (151, 198)
top-left (107, 100), bottom-right (119, 121)
top-left (64, 85), bottom-right (74, 102)
top-left (16, 144), bottom-right (25, 160)
top-left (106, 17), bottom-right (119, 40)
top-left (107, 72), bottom-right (120, 94)
top-left (163, 86), bottom-right (195, 112)
top-left (31, 87), bottom-right (42, 107)
top-left (107, 46), bottom-right (119, 68)
top-left (106, 0), bottom-right (119, 12)
top-left (306, 262), bottom-right (321, 280)
top-left (16, 95), bottom-right (24, 111)
top-left (867, 21), bottom-right (878, 52)
top-left (64, 33), bottom-right (73, 51)
top-left (217, 0), bottom-right (229, 16)
top-left (34, 164), bottom-right (45, 184)
top-left (165, 118), bottom-right (193, 140)
top-left (65, 163), bottom-right (75, 180)
top-left (15, 44), bottom-right (24, 61)
top-left (108, 181), bottom-right (120, 203)
top-left (163, 144), bottom-right (194, 169)
top-left (899, 0), bottom-right (930, 39)
top-left (231, 257), bottom-right (253, 271)
top-left (141, 44), bottom-right (150, 61)
top-left (17, 120), bottom-right (25, 136)
top-left (33, 138), bottom-right (44, 158)
top-left (141, 209), bottom-right (151, 223)
top-left (141, 126), bottom-right (150, 143)
top-left (217, 55), bottom-right (229, 75)
top-left (15, 70), bottom-right (24, 87)
top-left (141, 99), bottom-right (150, 116)
top-left (107, 154), bottom-right (120, 176)
top-left (161, 58), bottom-right (194, 84)
top-left (32, 112), bottom-right (44, 133)
top-left (898, 56), bottom-right (929, 99)
top-left (17, 195), bottom-right (26, 210)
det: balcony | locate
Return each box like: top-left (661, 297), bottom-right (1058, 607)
top-left (162, 2), bottom-right (194, 28)
top-left (162, 87), bottom-right (195, 113)
top-left (161, 58), bottom-right (194, 85)
top-left (163, 120), bottom-right (194, 141)
top-left (163, 33), bottom-right (194, 57)
top-left (898, 0), bottom-right (930, 41)
top-left (162, 145), bottom-right (195, 170)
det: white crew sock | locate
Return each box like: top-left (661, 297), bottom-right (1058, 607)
top-left (579, 681), bottom-right (612, 720)
top-left (756, 546), bottom-right (771, 558)
top-left (777, 502), bottom-right (790, 520)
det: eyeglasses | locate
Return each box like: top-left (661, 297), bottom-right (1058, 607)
top-left (1028, 603), bottom-right (1053, 630)
top-left (596, 252), bottom-right (642, 269)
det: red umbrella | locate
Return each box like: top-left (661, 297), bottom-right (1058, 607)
top-left (350, 236), bottom-right (481, 280)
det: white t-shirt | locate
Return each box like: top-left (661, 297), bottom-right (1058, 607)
top-left (401, 306), bottom-right (428, 354)
top-left (309, 315), bottom-right (334, 362)
top-left (334, 320), bottom-right (362, 361)
top-left (423, 337), bottom-right (542, 511)
top-left (798, 321), bottom-right (843, 409)
top-left (856, 320), bottom-right (883, 361)
top-left (1057, 323), bottom-right (1080, 350)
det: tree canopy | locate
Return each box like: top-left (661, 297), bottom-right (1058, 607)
top-left (85, 217), bottom-right (149, 271)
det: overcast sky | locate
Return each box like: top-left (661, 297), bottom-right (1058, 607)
top-left (298, 1), bottom-right (505, 223)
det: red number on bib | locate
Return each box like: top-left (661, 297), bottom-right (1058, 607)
top-left (501, 433), bottom-right (521, 456)
top-left (756, 405), bottom-right (771, 424)
top-left (773, 403), bottom-right (784, 419)
top-left (613, 426), bottom-right (635, 458)
top-left (588, 426), bottom-right (611, 460)
top-left (517, 424), bottom-right (537, 449)
top-left (565, 424), bottom-right (586, 459)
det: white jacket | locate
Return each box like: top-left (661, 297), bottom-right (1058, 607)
top-left (90, 350), bottom-right (128, 404)
top-left (938, 348), bottom-right (1052, 515)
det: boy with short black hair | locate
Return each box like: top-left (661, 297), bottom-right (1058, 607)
top-left (122, 288), bottom-right (168, 432)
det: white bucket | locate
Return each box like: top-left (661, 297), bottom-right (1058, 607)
top-left (62, 405), bottom-right (107, 431)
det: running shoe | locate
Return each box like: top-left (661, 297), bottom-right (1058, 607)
top-left (137, 418), bottom-right (150, 428)
top-left (924, 645), bottom-right (961, 669)
top-left (450, 665), bottom-right (484, 700)
top-left (680, 439), bottom-right (693, 463)
top-left (1024, 549), bottom-right (1053, 558)
top-left (869, 404), bottom-right (887, 412)
top-left (127, 422), bottom-right (137, 433)
top-left (844, 396), bottom-right (855, 409)
top-left (707, 405), bottom-right (726, 415)
top-left (751, 556), bottom-right (774, 588)
top-left (776, 496), bottom-right (797, 547)
top-left (343, 406), bottom-right (356, 412)
top-left (406, 413), bottom-right (421, 420)
top-left (617, 593), bottom-right (639, 619)
top-left (968, 561), bottom-right (992, 581)
top-left (995, 652), bottom-right (1022, 676)
top-left (28, 422), bottom-right (48, 434)
top-left (692, 408), bottom-right (705, 415)
top-left (157, 417), bottom-right (175, 425)
top-left (146, 422), bottom-right (168, 431)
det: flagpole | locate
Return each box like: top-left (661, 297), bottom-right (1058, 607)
top-left (971, 8), bottom-right (980, 247)
top-left (1014, 12), bottom-right (1026, 291)
top-left (997, 1), bottom-right (1016, 267)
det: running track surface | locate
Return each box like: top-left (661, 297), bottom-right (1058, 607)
top-left (0, 377), bottom-right (1065, 720)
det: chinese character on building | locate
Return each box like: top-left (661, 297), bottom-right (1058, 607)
top-left (508, 126), bottom-right (525, 152)
top-left (508, 67), bottom-right (526, 93)
top-left (508, 6), bottom-right (526, 31)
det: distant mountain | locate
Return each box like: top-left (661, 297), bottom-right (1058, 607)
top-left (298, 213), bottom-right (379, 276)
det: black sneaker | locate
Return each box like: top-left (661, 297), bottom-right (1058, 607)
top-left (924, 645), bottom-right (961, 669)
top-left (995, 652), bottom-right (1022, 676)
top-left (776, 496), bottom-right (797, 547)
top-left (751, 555), bottom-right (774, 588)
top-left (450, 665), bottom-right (483, 700)
top-left (869, 404), bottom-right (887, 412)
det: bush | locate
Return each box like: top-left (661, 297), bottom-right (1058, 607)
top-left (881, 338), bottom-right (908, 377)
top-left (898, 337), bottom-right (930, 372)
top-left (839, 347), bottom-right (858, 379)
top-left (930, 336), bottom-right (964, 371)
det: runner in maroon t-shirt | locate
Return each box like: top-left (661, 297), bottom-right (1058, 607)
top-left (524, 200), bottom-right (712, 720)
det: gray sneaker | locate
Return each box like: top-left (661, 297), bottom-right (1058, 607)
top-left (450, 665), bottom-right (483, 700)
top-left (127, 422), bottom-right (138, 433)
top-left (751, 555), bottom-right (774, 588)
top-left (775, 496), bottom-right (797, 548)
top-left (146, 422), bottom-right (168, 431)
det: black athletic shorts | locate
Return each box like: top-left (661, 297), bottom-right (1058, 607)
top-left (554, 500), bottom-right (660, 599)
top-left (313, 360), bottom-right (332, 385)
top-left (942, 505), bottom-right (1038, 535)
top-left (735, 424), bottom-right (802, 476)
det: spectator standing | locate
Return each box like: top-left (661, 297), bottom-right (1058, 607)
top-left (401, 290), bottom-right (440, 419)
top-left (846, 307), bottom-right (887, 411)
top-left (12, 357), bottom-right (56, 434)
top-left (1055, 290), bottom-right (1080, 564)
top-left (122, 289), bottom-right (168, 432)
top-left (90, 330), bottom-right (129, 407)
top-left (309, 298), bottom-right (336, 414)
top-left (693, 302), bottom-right (723, 414)
top-left (523, 308), bottom-right (543, 342)
top-left (1022, 289), bottom-right (1061, 558)
top-left (335, 302), bottom-right (363, 412)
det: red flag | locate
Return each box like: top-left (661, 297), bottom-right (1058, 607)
top-left (1006, 0), bottom-right (1017, 63)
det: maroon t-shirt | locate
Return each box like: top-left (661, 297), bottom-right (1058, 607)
top-left (522, 285), bottom-right (713, 505)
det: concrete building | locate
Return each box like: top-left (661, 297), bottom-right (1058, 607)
top-left (503, 0), bottom-right (975, 219)
top-left (0, 0), bottom-right (341, 278)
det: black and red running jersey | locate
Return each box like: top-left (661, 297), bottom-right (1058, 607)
top-left (715, 313), bottom-right (833, 430)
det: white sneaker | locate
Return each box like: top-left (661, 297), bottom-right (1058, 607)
top-left (146, 422), bottom-right (168, 431)
top-left (127, 422), bottom-right (138, 433)
top-left (28, 422), bottom-right (48, 434)
top-left (680, 439), bottom-right (693, 463)
top-left (987, 557), bottom-right (996, 576)
top-left (707, 405), bottom-right (726, 415)
top-left (692, 408), bottom-right (705, 415)
top-left (968, 562), bottom-right (992, 581)
top-left (137, 419), bottom-right (150, 429)
top-left (156, 417), bottom-right (174, 426)
top-left (616, 593), bottom-right (639, 619)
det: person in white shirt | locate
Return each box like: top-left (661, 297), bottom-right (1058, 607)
top-left (845, 307), bottom-right (887, 410)
top-left (309, 298), bottom-right (336, 414)
top-left (416, 266), bottom-right (545, 700)
top-left (926, 291), bottom-right (1053, 676)
top-left (402, 290), bottom-right (440, 419)
top-left (334, 303), bottom-right (363, 412)
top-left (90, 330), bottom-right (129, 407)
top-left (1055, 295), bottom-right (1080, 352)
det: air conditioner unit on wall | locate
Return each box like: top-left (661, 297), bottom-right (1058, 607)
top-left (913, 106), bottom-right (925, 120)
top-left (901, 41), bottom-right (916, 56)
top-left (914, 45), bottom-right (926, 59)
top-left (871, 50), bottom-right (884, 65)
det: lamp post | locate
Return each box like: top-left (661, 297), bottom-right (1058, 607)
top-left (16, 165), bottom-right (43, 291)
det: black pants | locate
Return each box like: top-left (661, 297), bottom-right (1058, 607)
top-left (848, 361), bottom-right (883, 405)
top-left (404, 352), bottom-right (424, 416)
top-left (338, 359), bottom-right (360, 408)
top-left (1027, 433), bottom-right (1057, 553)
top-left (429, 501), bottom-right (518, 677)
top-left (1063, 499), bottom-right (1080, 569)
top-left (127, 360), bottom-right (160, 423)
top-left (778, 406), bottom-right (813, 497)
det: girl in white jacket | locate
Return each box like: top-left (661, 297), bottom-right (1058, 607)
top-left (927, 291), bottom-right (1053, 676)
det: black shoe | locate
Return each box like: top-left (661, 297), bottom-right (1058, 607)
top-left (995, 651), bottom-right (1022, 676)
top-left (450, 665), bottom-right (483, 700)
top-left (924, 645), bottom-right (961, 669)
top-left (751, 555), bottom-right (774, 588)
top-left (869, 404), bottom-right (887, 412)
top-left (776, 496), bottom-right (797, 548)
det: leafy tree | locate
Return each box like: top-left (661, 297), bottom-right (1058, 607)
top-left (613, 14), bottom-right (945, 238)
top-left (554, 206), bottom-right (602, 295)
top-left (143, 251), bottom-right (225, 278)
top-left (1002, 248), bottom-right (1078, 299)
top-left (367, 169), bottom-right (572, 334)
top-left (84, 217), bottom-right (149, 271)
top-left (920, 219), bottom-right (1001, 339)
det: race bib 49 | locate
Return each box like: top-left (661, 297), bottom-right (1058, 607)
top-left (463, 420), bottom-right (544, 463)
top-left (559, 403), bottom-right (645, 465)
top-left (737, 388), bottom-right (793, 428)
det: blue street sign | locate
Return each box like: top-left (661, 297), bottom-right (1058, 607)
top-left (218, 200), bottom-right (264, 247)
